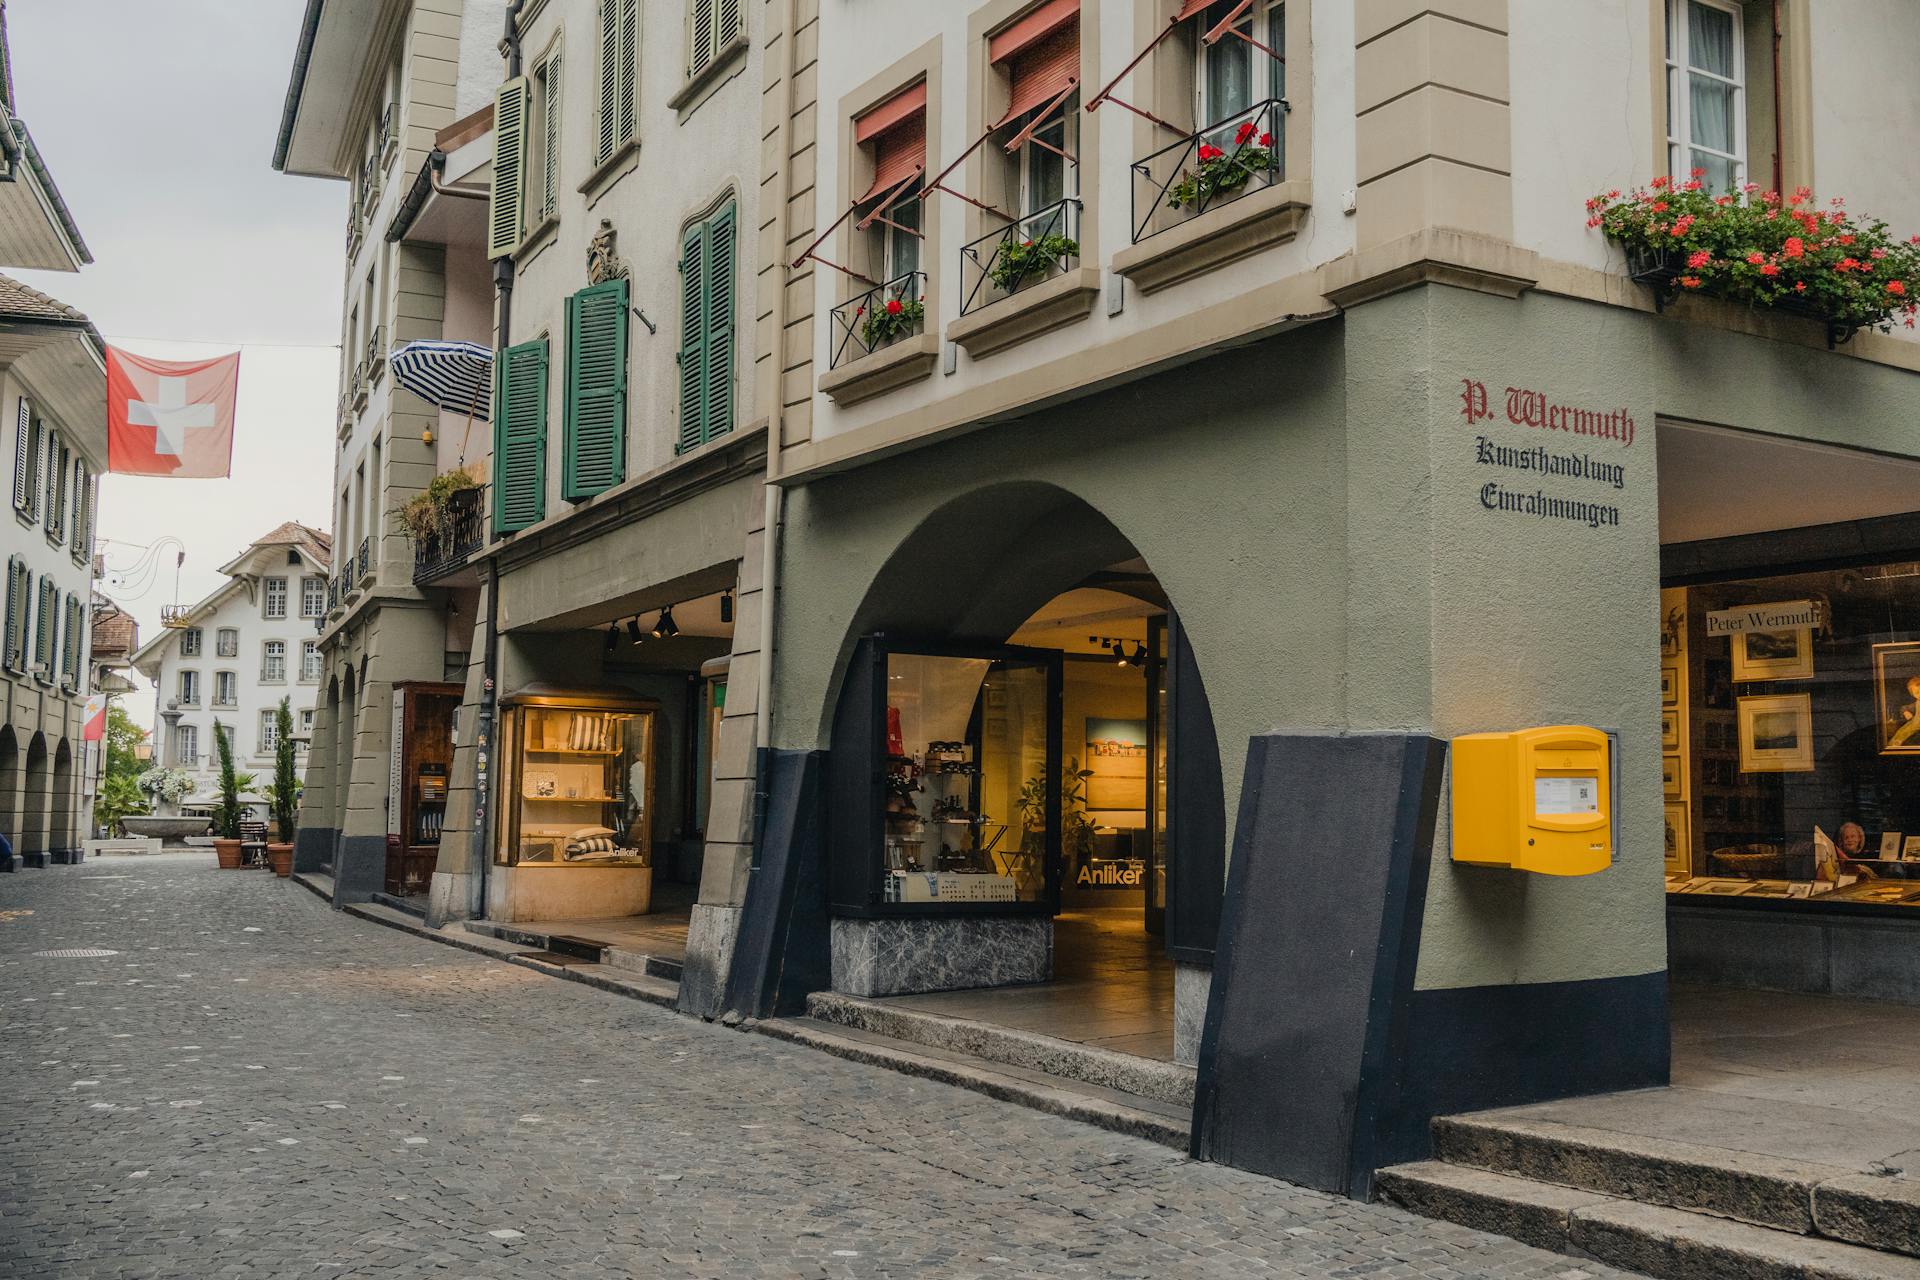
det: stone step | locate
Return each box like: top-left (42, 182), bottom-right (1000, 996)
top-left (804, 991), bottom-right (1195, 1108)
top-left (370, 892), bottom-right (426, 919)
top-left (758, 1016), bottom-right (1189, 1150)
top-left (1378, 1161), bottom-right (1920, 1280)
top-left (1432, 1111), bottom-right (1920, 1256)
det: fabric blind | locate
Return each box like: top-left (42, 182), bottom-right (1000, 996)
top-left (855, 82), bottom-right (927, 143)
top-left (989, 0), bottom-right (1078, 62)
top-left (492, 340), bottom-right (548, 533)
top-left (997, 19), bottom-right (1079, 126)
top-left (1175, 0), bottom-right (1212, 20)
top-left (563, 279), bottom-right (629, 500)
top-left (859, 114), bottom-right (925, 204)
top-left (488, 77), bottom-right (530, 258)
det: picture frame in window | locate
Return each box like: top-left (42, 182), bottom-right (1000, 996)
top-left (1660, 708), bottom-right (1681, 751)
top-left (1659, 664), bottom-right (1679, 705)
top-left (1882, 831), bottom-right (1904, 859)
top-left (1905, 835), bottom-right (1920, 861)
top-left (1736, 693), bottom-right (1814, 774)
top-left (1661, 754), bottom-right (1682, 799)
top-left (1663, 800), bottom-right (1688, 873)
top-left (1873, 642), bottom-right (1920, 756)
top-left (1731, 626), bottom-right (1813, 682)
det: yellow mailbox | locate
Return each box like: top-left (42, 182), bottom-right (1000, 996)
top-left (1451, 725), bottom-right (1611, 875)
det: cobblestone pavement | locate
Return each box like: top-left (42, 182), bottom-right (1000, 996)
top-left (0, 855), bottom-right (1639, 1279)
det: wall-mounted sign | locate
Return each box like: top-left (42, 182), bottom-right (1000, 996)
top-left (1705, 600), bottom-right (1822, 636)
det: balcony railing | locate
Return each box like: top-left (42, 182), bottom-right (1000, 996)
top-left (376, 103), bottom-right (395, 161)
top-left (828, 271), bottom-right (927, 370)
top-left (411, 488), bottom-right (486, 583)
top-left (1130, 98), bottom-right (1287, 244)
top-left (356, 536), bottom-right (372, 583)
top-left (365, 326), bottom-right (386, 385)
top-left (959, 197), bottom-right (1081, 316)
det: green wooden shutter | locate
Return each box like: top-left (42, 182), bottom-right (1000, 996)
top-left (676, 221), bottom-right (709, 454)
top-left (563, 279), bottom-right (629, 500)
top-left (2, 558), bottom-right (17, 671)
top-left (597, 0), bottom-right (619, 163)
top-left (702, 203), bottom-right (737, 444)
top-left (618, 0), bottom-right (639, 146)
top-left (489, 77), bottom-right (531, 258)
top-left (493, 340), bottom-right (549, 533)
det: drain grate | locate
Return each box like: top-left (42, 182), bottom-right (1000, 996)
top-left (33, 948), bottom-right (119, 958)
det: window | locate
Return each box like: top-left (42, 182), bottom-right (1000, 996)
top-left (262, 640), bottom-right (286, 683)
top-left (214, 670), bottom-right (237, 707)
top-left (686, 0), bottom-right (742, 81)
top-left (563, 279), bottom-right (630, 500)
top-left (60, 594), bottom-right (80, 690)
top-left (180, 627), bottom-right (203, 658)
top-left (676, 201), bottom-right (737, 453)
top-left (495, 699), bottom-right (657, 867)
top-left (301, 640), bottom-right (322, 682)
top-left (11, 397), bottom-right (31, 517)
top-left (301, 708), bottom-right (315, 733)
top-left (596, 0), bottom-right (640, 164)
top-left (1666, 0), bottom-right (1745, 191)
top-left (532, 49), bottom-right (562, 220)
top-left (174, 722), bottom-right (198, 767)
top-left (70, 456), bottom-right (91, 565)
top-left (988, 2), bottom-right (1080, 225)
top-left (854, 83), bottom-right (927, 284)
top-left (42, 432), bottom-right (65, 544)
top-left (263, 577), bottom-right (288, 620)
top-left (33, 577), bottom-right (54, 680)
top-left (493, 340), bottom-right (549, 534)
top-left (216, 627), bottom-right (239, 658)
top-left (260, 709), bottom-right (280, 755)
top-left (178, 669), bottom-right (200, 706)
top-left (301, 576), bottom-right (325, 618)
top-left (2, 558), bottom-right (26, 671)
top-left (489, 77), bottom-right (531, 258)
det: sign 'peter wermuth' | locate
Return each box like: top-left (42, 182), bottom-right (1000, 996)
top-left (105, 347), bottom-right (240, 478)
top-left (1705, 600), bottom-right (1823, 636)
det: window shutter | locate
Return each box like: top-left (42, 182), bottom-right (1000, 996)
top-left (563, 280), bottom-right (629, 500)
top-left (690, 0), bottom-right (715, 76)
top-left (11, 398), bottom-right (28, 512)
top-left (70, 458), bottom-right (87, 562)
top-left (23, 416), bottom-right (40, 519)
top-left (493, 340), bottom-right (549, 533)
top-left (489, 76), bottom-right (531, 258)
top-left (702, 203), bottom-right (737, 444)
top-left (597, 0), bottom-right (620, 163)
top-left (676, 220), bottom-right (709, 454)
top-left (2, 558), bottom-right (17, 671)
top-left (35, 577), bottom-right (51, 677)
top-left (541, 56), bottom-right (562, 216)
top-left (618, 0), bottom-right (639, 147)
top-left (718, 0), bottom-right (741, 48)
top-left (41, 430), bottom-right (59, 533)
top-left (61, 593), bottom-right (75, 688)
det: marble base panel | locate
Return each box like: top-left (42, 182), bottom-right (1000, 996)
top-left (677, 903), bottom-right (742, 1019)
top-left (831, 916), bottom-right (1053, 998)
top-left (1174, 961), bottom-right (1211, 1067)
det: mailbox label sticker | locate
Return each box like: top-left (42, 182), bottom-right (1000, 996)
top-left (1536, 776), bottom-right (1599, 816)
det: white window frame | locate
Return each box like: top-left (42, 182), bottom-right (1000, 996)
top-left (213, 670), bottom-right (237, 707)
top-left (178, 669), bottom-right (200, 706)
top-left (300, 576), bottom-right (326, 618)
top-left (300, 640), bottom-right (322, 683)
top-left (1665, 0), bottom-right (1746, 188)
top-left (180, 626), bottom-right (203, 658)
top-left (216, 627), bottom-right (239, 658)
top-left (260, 709), bottom-right (280, 756)
top-left (262, 639), bottom-right (287, 684)
top-left (263, 577), bottom-right (289, 620)
top-left (175, 722), bottom-right (198, 767)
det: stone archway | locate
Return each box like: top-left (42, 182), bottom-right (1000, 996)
top-left (0, 727), bottom-right (19, 867)
top-left (21, 732), bottom-right (49, 864)
top-left (49, 739), bottom-right (73, 860)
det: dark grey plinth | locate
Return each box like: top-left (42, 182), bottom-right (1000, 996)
top-left (293, 826), bottom-right (335, 875)
top-left (332, 834), bottom-right (386, 905)
top-left (0, 851), bottom-right (19, 872)
top-left (830, 916), bottom-right (1052, 997)
top-left (1670, 901), bottom-right (1920, 1004)
top-left (49, 848), bottom-right (80, 865)
top-left (20, 850), bottom-right (48, 869)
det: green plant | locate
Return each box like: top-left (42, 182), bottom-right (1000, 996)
top-left (271, 697), bottom-right (299, 845)
top-left (261, 778), bottom-right (303, 815)
top-left (988, 233), bottom-right (1078, 292)
top-left (858, 294), bottom-right (925, 349)
top-left (136, 767), bottom-right (197, 803)
top-left (211, 723), bottom-right (243, 839)
top-left (1587, 176), bottom-right (1920, 335)
top-left (93, 773), bottom-right (148, 837)
top-left (1018, 757), bottom-right (1096, 859)
top-left (1167, 120), bottom-right (1279, 210)
top-left (398, 465), bottom-right (481, 545)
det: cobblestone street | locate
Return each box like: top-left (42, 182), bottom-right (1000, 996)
top-left (0, 856), bottom-right (1636, 1279)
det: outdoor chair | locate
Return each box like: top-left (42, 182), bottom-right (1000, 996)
top-left (239, 820), bottom-right (269, 868)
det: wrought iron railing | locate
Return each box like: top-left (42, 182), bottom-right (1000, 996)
top-left (360, 154), bottom-right (381, 216)
top-left (356, 537), bottom-right (371, 582)
top-left (959, 198), bottom-right (1081, 316)
top-left (1129, 98), bottom-right (1287, 244)
top-left (338, 567), bottom-right (354, 601)
top-left (376, 103), bottom-right (394, 161)
top-left (365, 326), bottom-right (386, 384)
top-left (411, 488), bottom-right (486, 583)
top-left (828, 271), bottom-right (927, 370)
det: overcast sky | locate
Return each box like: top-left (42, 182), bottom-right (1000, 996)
top-left (8, 0), bottom-right (345, 727)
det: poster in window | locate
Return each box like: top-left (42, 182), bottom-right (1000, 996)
top-left (1663, 800), bottom-right (1688, 874)
top-left (1083, 717), bottom-right (1146, 812)
top-left (1661, 754), bottom-right (1682, 798)
top-left (1873, 642), bottom-right (1920, 755)
top-left (1737, 693), bottom-right (1814, 773)
top-left (1731, 627), bottom-right (1813, 682)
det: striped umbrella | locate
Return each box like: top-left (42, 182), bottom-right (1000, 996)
top-left (389, 339), bottom-right (492, 420)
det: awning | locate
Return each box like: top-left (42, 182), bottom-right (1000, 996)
top-left (857, 85), bottom-right (927, 204)
top-left (390, 339), bottom-right (493, 420)
top-left (995, 16), bottom-right (1080, 128)
top-left (855, 81), bottom-right (926, 144)
top-left (989, 0), bottom-right (1078, 62)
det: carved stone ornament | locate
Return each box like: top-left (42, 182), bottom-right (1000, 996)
top-left (587, 219), bottom-right (629, 285)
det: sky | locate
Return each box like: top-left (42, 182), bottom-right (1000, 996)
top-left (7, 0), bottom-right (345, 727)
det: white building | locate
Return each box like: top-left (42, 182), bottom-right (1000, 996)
top-left (130, 522), bottom-right (332, 818)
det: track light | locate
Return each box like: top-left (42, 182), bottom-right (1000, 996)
top-left (652, 605), bottom-right (679, 640)
top-left (626, 618), bottom-right (644, 645)
top-left (603, 623), bottom-right (618, 654)
top-left (1112, 640), bottom-right (1128, 666)
top-left (720, 590), bottom-right (734, 624)
top-left (1130, 643), bottom-right (1147, 667)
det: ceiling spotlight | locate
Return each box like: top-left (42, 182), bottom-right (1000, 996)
top-left (720, 590), bottom-right (734, 625)
top-left (603, 624), bottom-right (619, 654)
top-left (653, 605), bottom-right (679, 640)
top-left (1130, 643), bottom-right (1148, 667)
top-left (626, 618), bottom-right (644, 645)
top-left (1112, 640), bottom-right (1129, 667)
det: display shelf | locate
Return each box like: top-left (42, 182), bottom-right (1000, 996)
top-left (523, 793), bottom-right (617, 803)
top-left (525, 747), bottom-right (622, 757)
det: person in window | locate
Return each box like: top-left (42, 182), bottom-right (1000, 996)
top-left (1889, 675), bottom-right (1920, 749)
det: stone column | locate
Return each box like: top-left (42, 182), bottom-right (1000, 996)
top-left (428, 580), bottom-right (491, 927)
top-left (294, 694), bottom-right (337, 873)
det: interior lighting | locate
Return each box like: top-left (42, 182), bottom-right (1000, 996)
top-left (626, 618), bottom-right (645, 646)
top-left (603, 624), bottom-right (619, 654)
top-left (652, 606), bottom-right (679, 640)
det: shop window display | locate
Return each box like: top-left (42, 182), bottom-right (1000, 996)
top-left (1662, 560), bottom-right (1920, 907)
top-left (495, 690), bottom-right (656, 868)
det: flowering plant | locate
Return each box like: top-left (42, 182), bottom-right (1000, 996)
top-left (857, 292), bottom-right (925, 350)
top-left (988, 233), bottom-right (1079, 292)
top-left (137, 767), bottom-right (198, 802)
top-left (1167, 119), bottom-right (1279, 211)
top-left (1587, 174), bottom-right (1920, 337)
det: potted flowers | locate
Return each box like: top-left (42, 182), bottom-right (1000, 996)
top-left (988, 233), bottom-right (1079, 294)
top-left (1167, 119), bottom-right (1279, 211)
top-left (267, 697), bottom-right (298, 878)
top-left (859, 293), bottom-right (925, 351)
top-left (1587, 174), bottom-right (1920, 343)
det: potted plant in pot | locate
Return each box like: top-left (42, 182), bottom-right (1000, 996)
top-left (267, 697), bottom-right (299, 877)
top-left (210, 724), bottom-right (245, 869)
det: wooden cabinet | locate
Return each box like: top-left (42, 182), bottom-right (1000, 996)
top-left (386, 681), bottom-right (462, 897)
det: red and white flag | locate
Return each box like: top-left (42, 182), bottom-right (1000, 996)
top-left (105, 347), bottom-right (239, 478)
top-left (82, 693), bottom-right (107, 742)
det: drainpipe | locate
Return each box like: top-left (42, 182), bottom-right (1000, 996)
top-left (474, 0), bottom-right (528, 919)
top-left (750, 0), bottom-right (799, 846)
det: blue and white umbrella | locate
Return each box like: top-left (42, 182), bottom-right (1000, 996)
top-left (389, 339), bottom-right (492, 420)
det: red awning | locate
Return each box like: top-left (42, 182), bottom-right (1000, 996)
top-left (855, 81), bottom-right (927, 144)
top-left (995, 18), bottom-right (1079, 127)
top-left (989, 0), bottom-right (1078, 63)
top-left (858, 113), bottom-right (925, 204)
top-left (1175, 0), bottom-right (1212, 19)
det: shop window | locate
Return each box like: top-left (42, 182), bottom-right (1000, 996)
top-left (495, 692), bottom-right (657, 868)
top-left (1663, 559), bottom-right (1920, 908)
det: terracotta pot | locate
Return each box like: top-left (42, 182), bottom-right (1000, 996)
top-left (213, 837), bottom-right (244, 870)
top-left (267, 843), bottom-right (294, 878)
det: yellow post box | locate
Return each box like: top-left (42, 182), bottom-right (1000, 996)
top-left (1450, 725), bottom-right (1612, 875)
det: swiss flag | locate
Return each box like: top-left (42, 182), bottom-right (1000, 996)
top-left (106, 347), bottom-right (239, 478)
